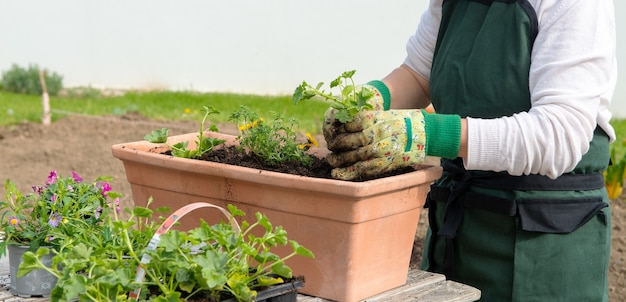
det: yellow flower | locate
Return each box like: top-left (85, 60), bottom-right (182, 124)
top-left (184, 108), bottom-right (191, 114)
top-left (606, 181), bottom-right (623, 200)
top-left (8, 216), bottom-right (19, 226)
top-left (305, 133), bottom-right (318, 147)
top-left (299, 133), bottom-right (319, 150)
top-left (239, 118), bottom-right (264, 131)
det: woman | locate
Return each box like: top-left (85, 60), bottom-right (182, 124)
top-left (323, 0), bottom-right (617, 300)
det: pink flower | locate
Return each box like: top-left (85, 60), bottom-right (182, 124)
top-left (46, 170), bottom-right (58, 185)
top-left (114, 197), bottom-right (121, 213)
top-left (71, 171), bottom-right (83, 182)
top-left (98, 182), bottom-right (112, 197)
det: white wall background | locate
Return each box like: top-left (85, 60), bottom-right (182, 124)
top-left (1, 0), bottom-right (625, 117)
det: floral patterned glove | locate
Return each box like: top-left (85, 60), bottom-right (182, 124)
top-left (362, 80), bottom-right (391, 111)
top-left (325, 109), bottom-right (461, 180)
top-left (322, 80), bottom-right (390, 146)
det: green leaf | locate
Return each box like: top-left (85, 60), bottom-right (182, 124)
top-left (334, 109), bottom-right (352, 123)
top-left (17, 250), bottom-right (48, 277)
top-left (132, 206), bottom-right (154, 218)
top-left (271, 261), bottom-right (293, 278)
top-left (292, 85), bottom-right (304, 105)
top-left (227, 204), bottom-right (245, 217)
top-left (342, 70), bottom-right (356, 78)
top-left (257, 275), bottom-right (284, 287)
top-left (95, 267), bottom-right (131, 287)
top-left (159, 231), bottom-right (185, 252)
top-left (144, 128), bottom-right (169, 143)
top-left (256, 213), bottom-right (272, 231)
top-left (197, 250), bottom-right (229, 288)
top-left (71, 243), bottom-right (93, 260)
top-left (154, 292), bottom-right (182, 302)
top-left (171, 142), bottom-right (192, 158)
top-left (330, 77), bottom-right (341, 88)
top-left (291, 240), bottom-right (315, 258)
top-left (58, 274), bottom-right (87, 300)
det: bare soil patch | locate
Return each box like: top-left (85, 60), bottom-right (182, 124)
top-left (0, 113), bottom-right (624, 300)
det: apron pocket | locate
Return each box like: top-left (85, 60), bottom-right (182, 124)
top-left (516, 197), bottom-right (607, 233)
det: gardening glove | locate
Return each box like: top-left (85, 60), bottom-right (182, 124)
top-left (362, 80), bottom-right (391, 111)
top-left (325, 109), bottom-right (461, 180)
top-left (323, 80), bottom-right (391, 142)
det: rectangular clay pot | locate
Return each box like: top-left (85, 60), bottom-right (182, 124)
top-left (111, 132), bottom-right (442, 302)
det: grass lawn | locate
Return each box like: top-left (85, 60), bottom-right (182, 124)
top-left (1, 89), bottom-right (625, 161)
top-left (0, 90), bottom-right (330, 135)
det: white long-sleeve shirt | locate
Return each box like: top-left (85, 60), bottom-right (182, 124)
top-left (403, 0), bottom-right (617, 179)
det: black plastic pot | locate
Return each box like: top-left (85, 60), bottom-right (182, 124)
top-left (223, 277), bottom-right (305, 302)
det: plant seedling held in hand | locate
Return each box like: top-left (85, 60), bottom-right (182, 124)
top-left (293, 70), bottom-right (375, 123)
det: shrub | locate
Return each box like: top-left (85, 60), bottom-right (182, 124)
top-left (1, 63), bottom-right (63, 96)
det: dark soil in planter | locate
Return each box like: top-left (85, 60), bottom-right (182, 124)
top-left (195, 145), bottom-right (416, 182)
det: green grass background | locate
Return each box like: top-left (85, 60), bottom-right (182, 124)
top-left (1, 89), bottom-right (624, 161)
top-left (0, 90), bottom-right (330, 135)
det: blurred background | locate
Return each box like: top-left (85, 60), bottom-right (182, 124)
top-left (1, 0), bottom-right (624, 116)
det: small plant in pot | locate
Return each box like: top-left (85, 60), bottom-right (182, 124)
top-left (0, 170), bottom-right (121, 297)
top-left (20, 200), bottom-right (313, 302)
top-left (145, 105), bottom-right (327, 178)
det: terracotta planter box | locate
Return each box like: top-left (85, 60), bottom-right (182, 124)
top-left (111, 132), bottom-right (442, 302)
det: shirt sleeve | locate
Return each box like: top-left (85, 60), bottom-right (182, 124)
top-left (403, 0), bottom-right (443, 81)
top-left (464, 0), bottom-right (617, 178)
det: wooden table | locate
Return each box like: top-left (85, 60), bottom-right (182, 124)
top-left (0, 256), bottom-right (480, 302)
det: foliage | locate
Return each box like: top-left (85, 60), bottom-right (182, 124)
top-left (293, 70), bottom-right (375, 123)
top-left (144, 106), bottom-right (226, 158)
top-left (20, 203), bottom-right (314, 302)
top-left (229, 105), bottom-right (317, 167)
top-left (605, 144), bottom-right (626, 200)
top-left (18, 197), bottom-right (169, 301)
top-left (0, 171), bottom-right (121, 257)
top-left (1, 63), bottom-right (63, 96)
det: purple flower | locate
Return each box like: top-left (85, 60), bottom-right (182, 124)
top-left (31, 185), bottom-right (44, 195)
top-left (46, 170), bottom-right (58, 185)
top-left (95, 206), bottom-right (102, 219)
top-left (48, 213), bottom-right (62, 227)
top-left (71, 171), bottom-right (83, 182)
top-left (8, 216), bottom-right (20, 226)
top-left (50, 194), bottom-right (57, 203)
top-left (67, 184), bottom-right (74, 192)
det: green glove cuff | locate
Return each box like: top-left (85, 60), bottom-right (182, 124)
top-left (421, 110), bottom-right (461, 159)
top-left (366, 80), bottom-right (391, 110)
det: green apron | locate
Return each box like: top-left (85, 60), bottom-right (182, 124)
top-left (422, 0), bottom-right (611, 301)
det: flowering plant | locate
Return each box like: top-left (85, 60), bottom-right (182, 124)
top-left (145, 105), bottom-right (319, 167)
top-left (0, 170), bottom-right (121, 256)
top-left (229, 105), bottom-right (318, 166)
